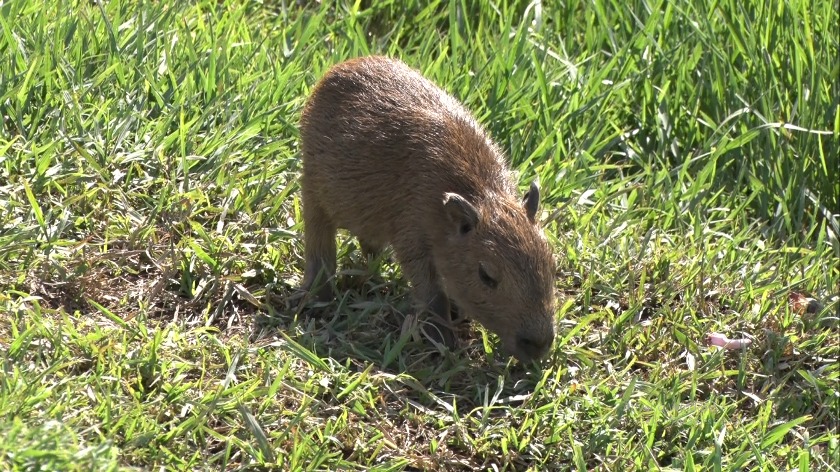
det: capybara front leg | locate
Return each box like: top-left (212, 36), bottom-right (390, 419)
top-left (393, 241), bottom-right (457, 349)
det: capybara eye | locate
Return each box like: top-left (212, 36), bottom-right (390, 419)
top-left (478, 263), bottom-right (498, 289)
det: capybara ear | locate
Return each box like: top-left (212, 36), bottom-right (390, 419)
top-left (523, 180), bottom-right (540, 223)
top-left (443, 193), bottom-right (479, 235)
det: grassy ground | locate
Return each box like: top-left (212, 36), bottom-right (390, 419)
top-left (1, 0), bottom-right (838, 470)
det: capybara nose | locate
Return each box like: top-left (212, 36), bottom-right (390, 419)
top-left (515, 333), bottom-right (552, 361)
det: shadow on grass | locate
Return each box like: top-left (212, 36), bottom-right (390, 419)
top-left (253, 253), bottom-right (553, 412)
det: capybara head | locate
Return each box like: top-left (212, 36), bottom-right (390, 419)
top-left (433, 181), bottom-right (556, 363)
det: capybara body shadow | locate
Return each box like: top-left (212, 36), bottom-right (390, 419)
top-left (298, 56), bottom-right (556, 363)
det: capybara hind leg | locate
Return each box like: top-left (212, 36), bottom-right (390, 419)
top-left (392, 241), bottom-right (457, 349)
top-left (358, 238), bottom-right (383, 259)
top-left (301, 196), bottom-right (336, 302)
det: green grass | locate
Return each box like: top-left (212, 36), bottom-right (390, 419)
top-left (1, 0), bottom-right (838, 470)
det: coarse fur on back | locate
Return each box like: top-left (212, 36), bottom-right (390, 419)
top-left (298, 56), bottom-right (556, 363)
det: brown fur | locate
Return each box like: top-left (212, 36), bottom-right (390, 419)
top-left (298, 56), bottom-right (556, 362)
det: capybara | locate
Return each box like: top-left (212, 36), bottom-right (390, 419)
top-left (298, 56), bottom-right (556, 363)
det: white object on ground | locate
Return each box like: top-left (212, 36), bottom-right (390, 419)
top-left (706, 332), bottom-right (752, 350)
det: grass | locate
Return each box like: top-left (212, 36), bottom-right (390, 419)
top-left (0, 0), bottom-right (838, 470)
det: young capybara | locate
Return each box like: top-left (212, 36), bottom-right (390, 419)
top-left (298, 56), bottom-right (556, 363)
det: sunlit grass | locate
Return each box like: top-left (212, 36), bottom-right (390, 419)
top-left (0, 0), bottom-right (837, 470)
